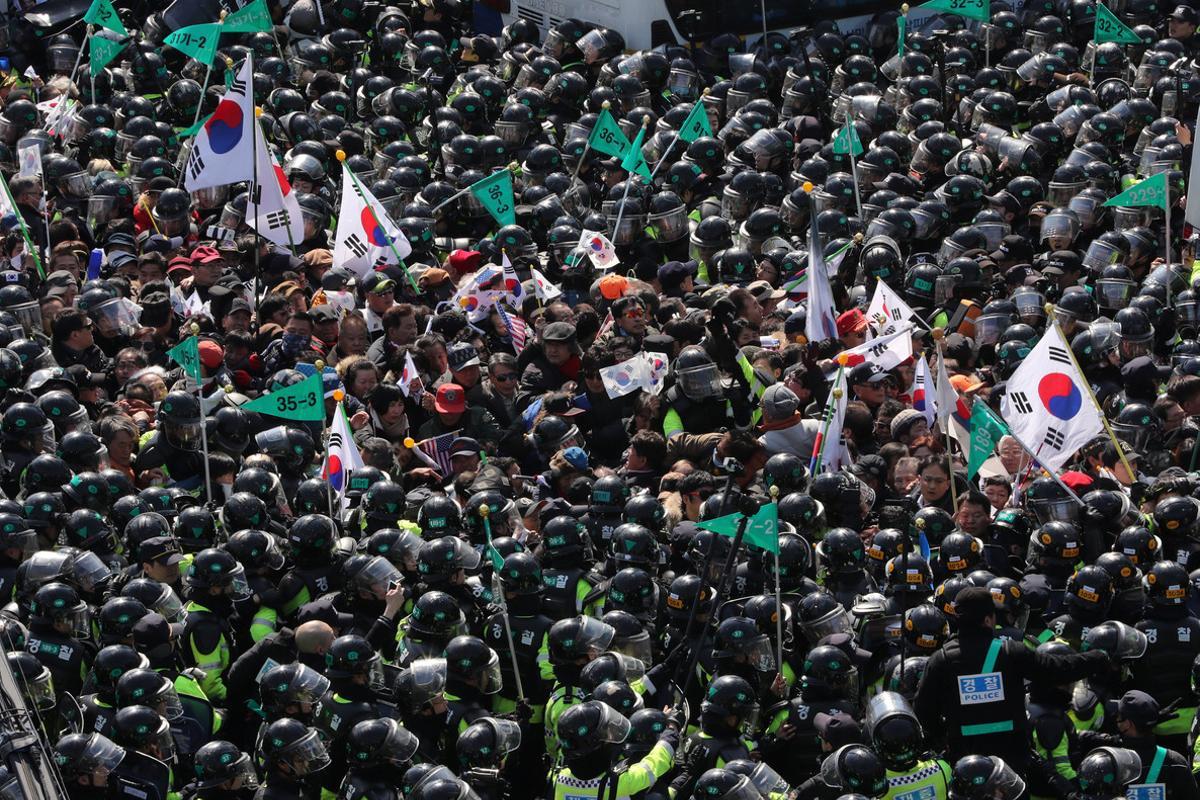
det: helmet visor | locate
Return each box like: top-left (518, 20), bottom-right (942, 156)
top-left (270, 663), bottom-right (331, 705)
top-left (67, 550), bottom-right (113, 595)
top-left (89, 736), bottom-right (127, 774)
top-left (676, 363), bottom-right (722, 400)
top-left (973, 314), bottom-right (1010, 346)
top-left (1084, 620), bottom-right (1147, 659)
top-left (402, 658), bottom-right (448, 709)
top-left (283, 730), bottom-right (331, 776)
top-left (1095, 278), bottom-right (1134, 310)
top-left (802, 605), bottom-right (853, 645)
top-left (357, 555), bottom-right (402, 598)
top-left (612, 631), bottom-right (654, 666)
top-left (478, 649), bottom-right (503, 695)
top-left (649, 208), bottom-right (688, 242)
top-left (1039, 211), bottom-right (1079, 242)
top-left (1082, 239), bottom-right (1123, 271)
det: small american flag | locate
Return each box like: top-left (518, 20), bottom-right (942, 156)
top-left (597, 310), bottom-right (615, 338)
top-left (497, 305), bottom-right (528, 354)
top-left (415, 431), bottom-right (459, 475)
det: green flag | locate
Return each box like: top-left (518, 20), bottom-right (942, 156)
top-left (919, 0), bottom-right (989, 22)
top-left (83, 0), bottom-right (127, 35)
top-left (167, 336), bottom-right (202, 384)
top-left (1094, 3), bottom-right (1140, 44)
top-left (90, 35), bottom-right (127, 77)
top-left (696, 502), bottom-right (780, 554)
top-left (621, 125), bottom-right (652, 180)
top-left (223, 0), bottom-right (273, 33)
top-left (898, 12), bottom-right (907, 56)
top-left (587, 107), bottom-right (631, 159)
top-left (469, 169), bottom-right (516, 227)
top-left (968, 401), bottom-right (1010, 479)
top-left (178, 112), bottom-right (213, 138)
top-left (487, 542), bottom-right (505, 571)
top-left (678, 102), bottom-right (713, 144)
top-left (164, 23), bottom-right (222, 65)
top-left (242, 373), bottom-right (325, 421)
top-left (1102, 171), bottom-right (1168, 210)
top-left (831, 121), bottom-right (863, 157)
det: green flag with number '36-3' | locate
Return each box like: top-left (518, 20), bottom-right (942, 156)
top-left (469, 169), bottom-right (516, 227)
top-left (1103, 171), bottom-right (1168, 210)
top-left (587, 107), bottom-right (632, 159)
top-left (696, 501), bottom-right (780, 554)
top-left (166, 336), bottom-right (202, 384)
top-left (242, 373), bottom-right (325, 421)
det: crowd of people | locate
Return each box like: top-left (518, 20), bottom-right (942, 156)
top-left (0, 0), bottom-right (1199, 798)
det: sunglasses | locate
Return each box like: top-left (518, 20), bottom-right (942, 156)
top-left (492, 372), bottom-right (517, 382)
top-left (623, 308), bottom-right (645, 319)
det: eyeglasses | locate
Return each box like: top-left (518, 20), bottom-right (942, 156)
top-left (920, 474), bottom-right (947, 485)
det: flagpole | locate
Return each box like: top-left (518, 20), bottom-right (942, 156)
top-left (809, 367), bottom-right (844, 475)
top-left (611, 117), bottom-right (651, 254)
top-left (1046, 305), bottom-right (1138, 480)
top-left (0, 174), bottom-right (43, 279)
top-left (70, 25), bottom-right (89, 94)
top-left (933, 330), bottom-right (960, 514)
top-left (847, 130), bottom-right (864, 221)
top-left (1006, 429), bottom-right (1086, 505)
top-left (180, 53), bottom-right (228, 189)
top-left (336, 150), bottom-right (420, 293)
top-left (187, 324), bottom-right (214, 506)
top-left (481, 505), bottom-right (526, 703)
top-left (647, 89), bottom-right (708, 183)
top-left (769, 486), bottom-right (785, 679)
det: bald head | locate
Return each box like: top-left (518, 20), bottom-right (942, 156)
top-left (295, 621), bottom-right (335, 655)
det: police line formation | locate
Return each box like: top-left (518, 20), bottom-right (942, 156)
top-left (5, 0), bottom-right (1200, 798)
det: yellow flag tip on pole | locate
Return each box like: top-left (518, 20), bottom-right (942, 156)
top-left (1044, 302), bottom-right (1056, 317)
top-left (335, 149), bottom-right (347, 162)
top-left (224, 384), bottom-right (235, 393)
top-left (403, 437), bottom-right (416, 448)
top-left (314, 360), bottom-right (326, 370)
top-left (901, 3), bottom-right (909, 11)
top-left (802, 181), bottom-right (814, 193)
top-left (853, 232), bottom-right (864, 242)
top-left (254, 106), bottom-right (264, 118)
top-left (601, 100), bottom-right (611, 109)
top-left (507, 161), bottom-right (520, 172)
top-left (219, 9), bottom-right (227, 19)
top-left (832, 387), bottom-right (844, 399)
top-left (332, 389), bottom-right (345, 402)
top-left (768, 484), bottom-right (780, 499)
top-left (642, 115), bottom-right (652, 127)
top-left (931, 326), bottom-right (945, 341)
top-left (189, 322), bottom-right (200, 335)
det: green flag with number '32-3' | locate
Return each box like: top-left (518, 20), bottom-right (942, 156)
top-left (242, 373), bottom-right (325, 421)
top-left (919, 0), bottom-right (989, 23)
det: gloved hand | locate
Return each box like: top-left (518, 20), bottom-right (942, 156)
top-left (514, 699), bottom-right (534, 723)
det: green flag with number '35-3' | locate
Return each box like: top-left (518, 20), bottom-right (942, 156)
top-left (242, 373), bottom-right (325, 421)
top-left (166, 336), bottom-right (202, 384)
top-left (469, 169), bottom-right (516, 227)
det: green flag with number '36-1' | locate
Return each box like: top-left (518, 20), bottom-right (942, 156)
top-left (587, 107), bottom-right (632, 159)
top-left (242, 373), bottom-right (325, 421)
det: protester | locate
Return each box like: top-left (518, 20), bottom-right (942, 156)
top-left (0, 0), bottom-right (1196, 799)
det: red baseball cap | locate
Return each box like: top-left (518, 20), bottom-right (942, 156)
top-left (836, 308), bottom-right (869, 336)
top-left (435, 383), bottom-right (466, 414)
top-left (197, 340), bottom-right (224, 370)
top-left (190, 246), bottom-right (223, 265)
